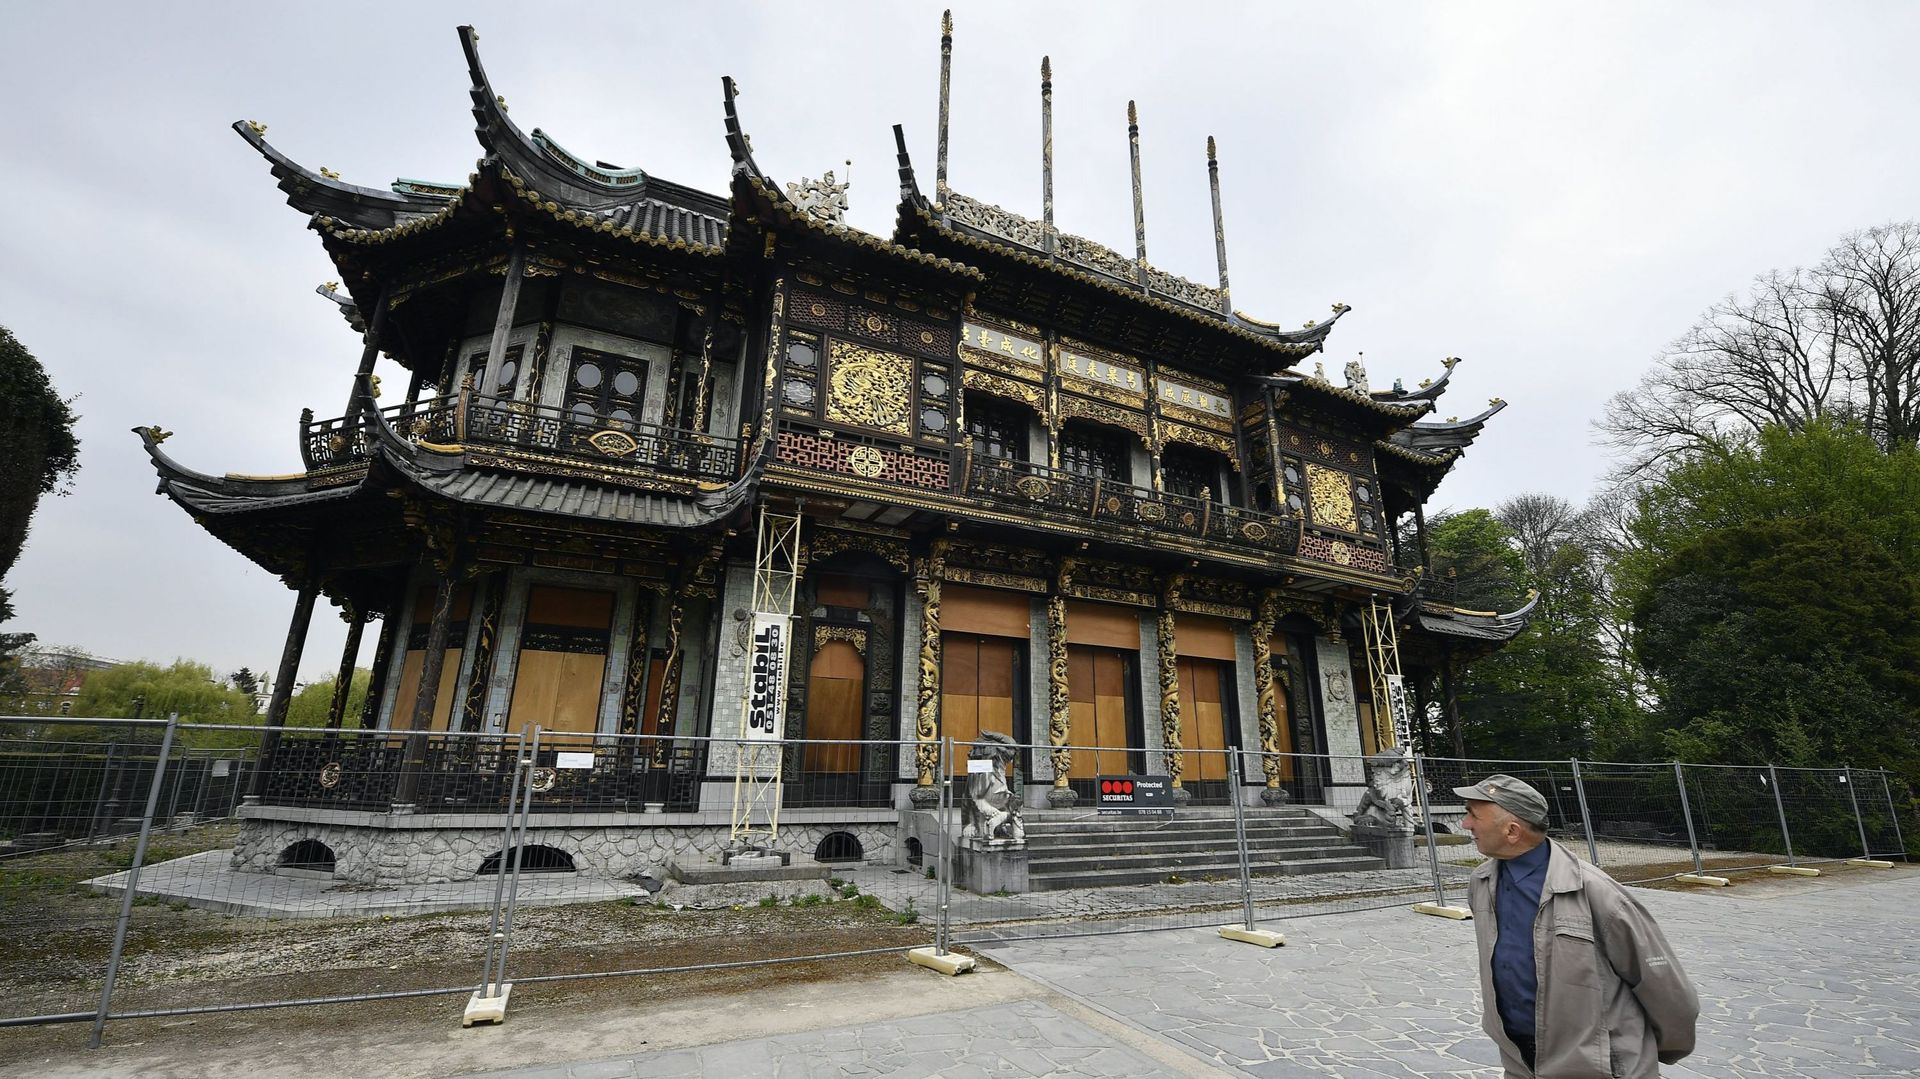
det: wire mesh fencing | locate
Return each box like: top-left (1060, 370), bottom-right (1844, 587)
top-left (2, 710), bottom-right (1910, 1043)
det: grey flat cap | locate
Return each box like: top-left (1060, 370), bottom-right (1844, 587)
top-left (1453, 774), bottom-right (1550, 829)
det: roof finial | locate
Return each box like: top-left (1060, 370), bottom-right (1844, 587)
top-left (1041, 56), bottom-right (1054, 254)
top-left (1127, 100), bottom-right (1147, 294)
top-left (936, 10), bottom-right (953, 206)
top-left (1206, 135), bottom-right (1231, 314)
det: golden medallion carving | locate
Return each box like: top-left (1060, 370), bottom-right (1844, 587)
top-left (318, 762), bottom-right (342, 789)
top-left (587, 429), bottom-right (640, 457)
top-left (1307, 463), bottom-right (1358, 531)
top-left (1135, 501), bottom-right (1167, 523)
top-left (1240, 521), bottom-right (1269, 543)
top-left (847, 444), bottom-right (886, 478)
top-left (1328, 540), bottom-right (1354, 565)
top-left (1014, 475), bottom-right (1053, 500)
top-left (826, 340), bottom-right (912, 434)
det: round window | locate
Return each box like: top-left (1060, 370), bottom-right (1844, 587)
top-left (609, 408), bottom-right (635, 427)
top-left (574, 362), bottom-right (602, 389)
top-left (783, 380), bottom-right (816, 407)
top-left (920, 408), bottom-right (948, 433)
top-left (1283, 465), bottom-right (1301, 485)
top-left (1355, 484), bottom-right (1373, 504)
top-left (613, 370), bottom-right (640, 397)
top-left (1286, 494), bottom-right (1303, 512)
top-left (569, 402), bottom-right (597, 422)
top-left (494, 360), bottom-right (517, 389)
top-left (786, 341), bottom-right (818, 370)
top-left (922, 373), bottom-right (949, 399)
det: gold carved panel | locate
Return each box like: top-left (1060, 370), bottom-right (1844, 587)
top-left (1307, 463), bottom-right (1358, 532)
top-left (826, 339), bottom-right (912, 435)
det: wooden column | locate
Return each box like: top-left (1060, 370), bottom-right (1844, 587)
top-left (1442, 647), bottom-right (1464, 757)
top-left (340, 286), bottom-right (391, 428)
top-left (395, 549), bottom-right (461, 808)
top-left (483, 245), bottom-right (527, 397)
top-left (249, 577), bottom-right (320, 799)
top-left (1414, 503), bottom-right (1432, 573)
top-left (357, 603), bottom-right (400, 729)
top-left (458, 575), bottom-right (499, 733)
top-left (324, 606), bottom-right (366, 729)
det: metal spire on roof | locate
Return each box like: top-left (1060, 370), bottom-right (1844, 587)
top-left (936, 9), bottom-right (953, 206)
top-left (1041, 56), bottom-right (1054, 254)
top-left (1207, 136), bottom-right (1231, 315)
top-left (1128, 100), bottom-right (1147, 293)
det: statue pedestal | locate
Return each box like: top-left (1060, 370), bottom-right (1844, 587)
top-left (1352, 825), bottom-right (1418, 869)
top-left (956, 839), bottom-right (1029, 895)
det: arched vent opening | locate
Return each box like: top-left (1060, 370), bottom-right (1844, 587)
top-left (278, 839), bottom-right (336, 873)
top-left (478, 844), bottom-right (577, 875)
top-left (815, 831), bottom-right (864, 863)
top-left (906, 837), bottom-right (924, 866)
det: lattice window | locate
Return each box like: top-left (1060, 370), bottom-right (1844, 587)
top-left (966, 397), bottom-right (1028, 461)
top-left (1060, 423), bottom-right (1130, 483)
top-left (564, 347), bottom-right (648, 428)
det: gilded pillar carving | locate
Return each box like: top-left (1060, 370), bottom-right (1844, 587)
top-left (1047, 557), bottom-right (1076, 788)
top-left (1250, 590), bottom-right (1283, 788)
top-left (654, 601), bottom-right (685, 746)
top-left (1158, 573), bottom-right (1186, 790)
top-left (912, 539), bottom-right (949, 790)
top-left (619, 593), bottom-right (653, 736)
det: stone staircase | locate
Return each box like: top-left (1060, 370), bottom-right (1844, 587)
top-left (1022, 806), bottom-right (1384, 891)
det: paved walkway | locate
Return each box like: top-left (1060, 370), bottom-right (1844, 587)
top-left (450, 865), bottom-right (1919, 1078)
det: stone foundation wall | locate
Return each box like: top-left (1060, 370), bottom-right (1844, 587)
top-left (233, 818), bottom-right (898, 886)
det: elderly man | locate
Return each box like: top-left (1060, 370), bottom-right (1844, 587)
top-left (1455, 774), bottom-right (1699, 1078)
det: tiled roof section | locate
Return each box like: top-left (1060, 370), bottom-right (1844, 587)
top-left (1374, 438), bottom-right (1461, 468)
top-left (459, 25), bottom-right (730, 225)
top-left (1387, 399), bottom-right (1507, 456)
top-left (232, 121), bottom-right (456, 231)
top-left (1272, 370), bottom-right (1433, 421)
top-left (421, 469), bottom-right (728, 528)
top-left (1413, 590), bottom-right (1539, 643)
top-left (500, 165), bottom-right (726, 254)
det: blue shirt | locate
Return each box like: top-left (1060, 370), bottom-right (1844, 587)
top-left (1492, 840), bottom-right (1551, 1039)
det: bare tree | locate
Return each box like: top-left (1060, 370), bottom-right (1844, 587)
top-left (1820, 222), bottom-right (1920, 450)
top-left (1600, 220), bottom-right (1920, 475)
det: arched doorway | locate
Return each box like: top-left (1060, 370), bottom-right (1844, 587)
top-left (801, 639), bottom-right (865, 800)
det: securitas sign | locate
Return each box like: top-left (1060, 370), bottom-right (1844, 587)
top-left (1097, 774), bottom-right (1173, 816)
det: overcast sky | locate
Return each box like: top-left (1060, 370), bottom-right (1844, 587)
top-left (4, 1), bottom-right (1917, 686)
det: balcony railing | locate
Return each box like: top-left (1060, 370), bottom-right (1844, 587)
top-left (299, 393), bottom-right (740, 483)
top-left (463, 395), bottom-right (739, 482)
top-left (302, 398), bottom-right (459, 471)
top-left (961, 452), bottom-right (1299, 557)
top-left (257, 731), bottom-right (708, 814)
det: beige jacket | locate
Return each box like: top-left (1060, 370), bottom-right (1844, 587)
top-left (1467, 841), bottom-right (1699, 1078)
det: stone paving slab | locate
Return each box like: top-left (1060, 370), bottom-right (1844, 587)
top-left (448, 999), bottom-right (1199, 1078)
top-left (981, 868), bottom-right (1920, 1077)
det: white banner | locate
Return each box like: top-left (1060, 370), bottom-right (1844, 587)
top-left (743, 612), bottom-right (790, 741)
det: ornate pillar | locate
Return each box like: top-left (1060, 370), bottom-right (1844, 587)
top-left (908, 539), bottom-right (949, 807)
top-left (1046, 557), bottom-right (1076, 808)
top-left (1250, 590), bottom-right (1289, 805)
top-left (325, 604), bottom-right (366, 729)
top-left (458, 575), bottom-right (500, 732)
top-left (619, 593), bottom-right (654, 736)
top-left (1158, 572), bottom-right (1188, 803)
top-left (654, 600), bottom-right (685, 746)
top-left (396, 522), bottom-right (462, 809)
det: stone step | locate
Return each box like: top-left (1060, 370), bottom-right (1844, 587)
top-left (1029, 837), bottom-right (1359, 860)
top-left (1021, 822), bottom-right (1337, 846)
top-left (1035, 843), bottom-right (1378, 875)
top-left (1028, 855), bottom-right (1386, 890)
top-left (1021, 816), bottom-right (1324, 836)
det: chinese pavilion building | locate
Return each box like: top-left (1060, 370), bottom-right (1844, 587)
top-left (138, 20), bottom-right (1530, 874)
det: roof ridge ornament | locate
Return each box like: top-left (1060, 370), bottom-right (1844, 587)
top-left (1206, 134), bottom-right (1230, 314)
top-left (1041, 55), bottom-right (1054, 254)
top-left (786, 165), bottom-right (851, 226)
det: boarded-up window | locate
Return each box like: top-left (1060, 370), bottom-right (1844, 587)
top-left (804, 640), bottom-right (864, 773)
top-left (943, 586), bottom-right (1031, 638)
top-left (507, 586), bottom-right (615, 736)
top-left (1174, 614), bottom-right (1237, 660)
top-left (941, 634), bottom-right (1022, 774)
top-left (1176, 657), bottom-right (1233, 781)
top-left (1064, 601), bottom-right (1140, 649)
top-left (1067, 647), bottom-right (1134, 779)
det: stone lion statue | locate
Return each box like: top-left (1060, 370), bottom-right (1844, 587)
top-left (1353, 748), bottom-right (1414, 835)
top-left (960, 731), bottom-right (1025, 844)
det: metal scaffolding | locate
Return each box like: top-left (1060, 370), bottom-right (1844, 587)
top-left (729, 507), bottom-right (803, 847)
